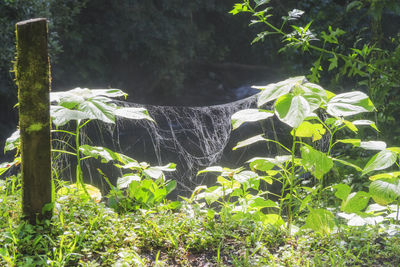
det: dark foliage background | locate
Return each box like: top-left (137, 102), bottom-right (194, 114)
top-left (1, 0), bottom-right (400, 153)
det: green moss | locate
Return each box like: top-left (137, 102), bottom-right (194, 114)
top-left (26, 123), bottom-right (44, 133)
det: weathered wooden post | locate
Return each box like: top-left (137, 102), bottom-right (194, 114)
top-left (15, 18), bottom-right (53, 224)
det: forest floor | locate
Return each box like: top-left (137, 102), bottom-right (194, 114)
top-left (1, 179), bottom-right (400, 266)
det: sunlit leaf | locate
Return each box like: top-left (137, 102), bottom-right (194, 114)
top-left (360, 141), bottom-right (386, 151)
top-left (255, 76), bottom-right (305, 107)
top-left (362, 150), bottom-right (397, 176)
top-left (369, 172), bottom-right (400, 181)
top-left (341, 191), bottom-right (370, 213)
top-left (4, 130), bottom-right (20, 153)
top-left (117, 174), bottom-right (141, 189)
top-left (369, 178), bottom-right (400, 205)
top-left (233, 134), bottom-right (266, 150)
top-left (50, 105), bottom-right (90, 127)
top-left (327, 91), bottom-right (375, 117)
top-left (291, 121), bottom-right (326, 141)
top-left (275, 94), bottom-right (310, 128)
top-left (114, 107), bottom-right (154, 122)
top-left (352, 120), bottom-right (379, 131)
top-left (231, 109), bottom-right (273, 130)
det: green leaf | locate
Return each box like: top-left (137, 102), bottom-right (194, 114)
top-left (255, 76), bottom-right (305, 107)
top-left (197, 166), bottom-right (225, 174)
top-left (328, 55), bottom-right (338, 71)
top-left (337, 139), bottom-right (361, 146)
top-left (369, 178), bottom-right (400, 205)
top-left (117, 174), bottom-right (141, 189)
top-left (362, 150), bottom-right (398, 176)
top-left (80, 145), bottom-right (121, 163)
top-left (4, 130), bottom-right (20, 153)
top-left (144, 163), bottom-right (176, 179)
top-left (304, 209), bottom-right (336, 235)
top-left (248, 155), bottom-right (292, 171)
top-left (333, 183), bottom-right (351, 200)
top-left (231, 109), bottom-right (273, 130)
top-left (51, 105), bottom-right (90, 127)
top-left (114, 107), bottom-right (153, 122)
top-left (301, 145), bottom-right (333, 180)
top-left (249, 197), bottom-right (278, 210)
top-left (327, 91), bottom-right (375, 117)
top-left (233, 134), bottom-right (266, 150)
top-left (387, 147), bottom-right (400, 154)
top-left (78, 98), bottom-right (116, 124)
top-left (369, 172), bottom-right (400, 181)
top-left (165, 180), bottom-right (177, 195)
top-left (275, 94), bottom-right (310, 128)
top-left (332, 158), bottom-right (362, 172)
top-left (341, 191), bottom-right (370, 213)
top-left (291, 121), bottom-right (326, 141)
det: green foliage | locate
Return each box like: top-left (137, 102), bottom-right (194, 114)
top-left (231, 0), bottom-right (400, 143)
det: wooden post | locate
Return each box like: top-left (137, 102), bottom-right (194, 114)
top-left (15, 18), bottom-right (53, 224)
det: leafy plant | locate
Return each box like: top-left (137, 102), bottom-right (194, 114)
top-left (209, 76), bottom-right (377, 234)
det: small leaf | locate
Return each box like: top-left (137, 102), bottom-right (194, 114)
top-left (231, 109), bottom-right (273, 130)
top-left (352, 120), bottom-right (379, 131)
top-left (337, 139), bottom-right (361, 146)
top-left (333, 183), bottom-right (351, 200)
top-left (332, 158), bottom-right (362, 172)
top-left (291, 121), bottom-right (326, 141)
top-left (362, 150), bottom-right (397, 176)
top-left (233, 134), bottom-right (266, 150)
top-left (117, 174), bottom-right (141, 189)
top-left (51, 105), bottom-right (90, 126)
top-left (4, 130), bottom-right (20, 153)
top-left (197, 166), bottom-right (225, 175)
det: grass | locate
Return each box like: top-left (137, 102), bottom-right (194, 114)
top-left (1, 175), bottom-right (400, 266)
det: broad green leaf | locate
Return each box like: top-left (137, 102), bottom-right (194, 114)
top-left (304, 209), bottom-right (336, 235)
top-left (333, 183), bottom-right (351, 200)
top-left (327, 91), bottom-right (375, 117)
top-left (275, 94), bottom-right (310, 128)
top-left (362, 150), bottom-right (397, 176)
top-left (231, 109), bottom-right (273, 130)
top-left (352, 120), bottom-right (379, 131)
top-left (218, 176), bottom-right (240, 189)
top-left (89, 88), bottom-right (127, 98)
top-left (196, 186), bottom-right (226, 204)
top-left (369, 172), bottom-right (400, 181)
top-left (233, 134), bottom-right (266, 150)
top-left (165, 180), bottom-right (177, 195)
top-left (261, 214), bottom-right (285, 226)
top-left (255, 76), bottom-right (305, 107)
top-left (369, 178), bottom-right (400, 205)
top-left (291, 121), bottom-right (326, 141)
top-left (302, 82), bottom-right (328, 109)
top-left (301, 145), bottom-right (333, 180)
top-left (51, 105), bottom-right (90, 126)
top-left (117, 174), bottom-right (141, 189)
top-left (341, 191), bottom-right (370, 213)
top-left (114, 107), bottom-right (154, 122)
top-left (4, 130), bottom-right (20, 153)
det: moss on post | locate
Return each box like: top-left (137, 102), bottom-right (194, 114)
top-left (15, 18), bottom-right (53, 224)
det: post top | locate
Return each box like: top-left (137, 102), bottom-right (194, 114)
top-left (16, 18), bottom-right (47, 26)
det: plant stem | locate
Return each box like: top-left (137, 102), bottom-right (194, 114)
top-left (287, 129), bottom-right (297, 233)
